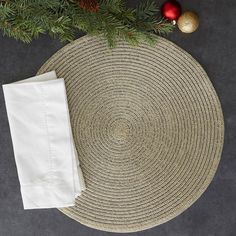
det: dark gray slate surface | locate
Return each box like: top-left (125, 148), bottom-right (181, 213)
top-left (0, 1), bottom-right (235, 235)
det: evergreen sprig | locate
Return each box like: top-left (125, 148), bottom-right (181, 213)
top-left (0, 0), bottom-right (175, 46)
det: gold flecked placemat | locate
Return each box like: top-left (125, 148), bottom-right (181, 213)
top-left (38, 36), bottom-right (224, 232)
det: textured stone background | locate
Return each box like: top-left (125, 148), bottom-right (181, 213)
top-left (0, 0), bottom-right (235, 235)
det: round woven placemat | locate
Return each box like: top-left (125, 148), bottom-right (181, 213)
top-left (38, 36), bottom-right (224, 232)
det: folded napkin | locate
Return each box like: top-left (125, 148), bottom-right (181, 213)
top-left (3, 71), bottom-right (85, 209)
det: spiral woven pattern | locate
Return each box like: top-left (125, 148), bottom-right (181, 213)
top-left (38, 36), bottom-right (224, 232)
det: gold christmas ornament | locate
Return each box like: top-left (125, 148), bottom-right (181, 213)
top-left (177, 11), bottom-right (199, 33)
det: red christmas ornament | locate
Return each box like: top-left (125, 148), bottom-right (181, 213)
top-left (161, 0), bottom-right (182, 21)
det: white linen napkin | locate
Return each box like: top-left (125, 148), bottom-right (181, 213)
top-left (3, 71), bottom-right (85, 209)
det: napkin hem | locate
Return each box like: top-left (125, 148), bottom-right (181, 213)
top-left (21, 184), bottom-right (80, 209)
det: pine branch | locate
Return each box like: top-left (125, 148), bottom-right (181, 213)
top-left (136, 0), bottom-right (159, 21)
top-left (0, 0), bottom-right (175, 46)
